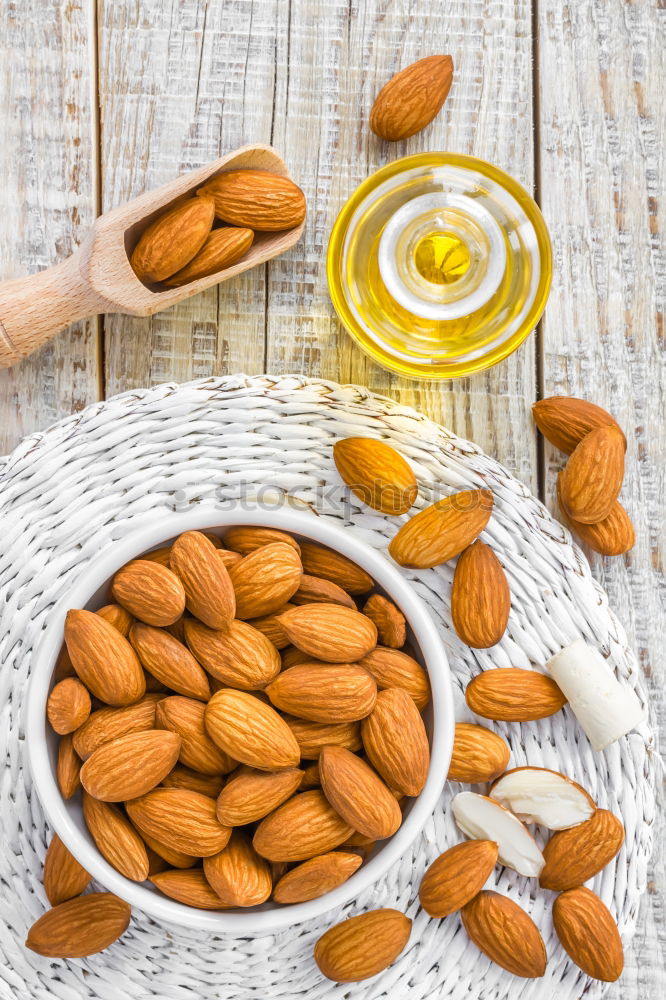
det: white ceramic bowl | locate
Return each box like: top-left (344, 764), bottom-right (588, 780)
top-left (27, 506), bottom-right (454, 932)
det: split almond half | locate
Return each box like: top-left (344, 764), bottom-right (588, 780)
top-left (452, 791), bottom-right (545, 878)
top-left (489, 767), bottom-right (595, 830)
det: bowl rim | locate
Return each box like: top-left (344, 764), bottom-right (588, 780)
top-left (26, 503), bottom-right (454, 932)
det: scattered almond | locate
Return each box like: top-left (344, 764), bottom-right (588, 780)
top-left (553, 886), bottom-right (624, 982)
top-left (557, 474), bottom-right (635, 555)
top-left (43, 835), bottom-right (91, 906)
top-left (420, 840), bottom-right (498, 917)
top-left (532, 396), bottom-right (626, 455)
top-left (25, 893), bottom-right (132, 958)
top-left (389, 489), bottom-right (493, 568)
top-left (539, 809), bottom-right (625, 890)
top-left (333, 437), bottom-right (418, 514)
top-left (466, 667), bottom-right (567, 721)
top-left (314, 908), bottom-right (412, 982)
top-left (461, 891), bottom-right (547, 978)
top-left (559, 425), bottom-right (625, 524)
top-left (448, 722), bottom-right (510, 783)
top-left (451, 540), bottom-right (510, 648)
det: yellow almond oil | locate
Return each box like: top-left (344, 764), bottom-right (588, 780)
top-left (327, 153), bottom-right (552, 380)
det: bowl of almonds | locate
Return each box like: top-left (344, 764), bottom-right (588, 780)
top-left (26, 506), bottom-right (453, 939)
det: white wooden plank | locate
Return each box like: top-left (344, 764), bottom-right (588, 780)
top-left (0, 0), bottom-right (99, 455)
top-left (537, 2), bottom-right (665, 996)
top-left (266, 0), bottom-right (538, 490)
top-left (99, 0), bottom-right (281, 396)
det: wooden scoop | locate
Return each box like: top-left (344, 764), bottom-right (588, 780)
top-left (0, 144), bottom-right (304, 369)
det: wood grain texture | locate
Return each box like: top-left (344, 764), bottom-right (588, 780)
top-left (266, 0), bottom-right (538, 489)
top-left (537, 2), bottom-right (665, 996)
top-left (0, 0), bottom-right (99, 454)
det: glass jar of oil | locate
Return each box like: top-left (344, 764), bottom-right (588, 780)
top-left (327, 153), bottom-right (552, 379)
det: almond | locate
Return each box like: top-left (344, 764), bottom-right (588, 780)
top-left (73, 693), bottom-right (162, 759)
top-left (451, 540), bottom-right (510, 648)
top-left (197, 169), bottom-right (306, 230)
top-left (149, 869), bottom-right (229, 909)
top-left (136, 829), bottom-right (197, 869)
top-left (184, 618), bottom-right (280, 689)
top-left (299, 542), bottom-right (373, 595)
top-left (47, 677), bottom-right (91, 735)
top-left (53, 642), bottom-right (76, 682)
top-left (319, 746), bottom-right (401, 839)
top-left (539, 809), bottom-right (625, 890)
top-left (218, 549), bottom-right (243, 570)
top-left (266, 663), bottom-right (377, 723)
top-left (448, 722), bottom-right (510, 783)
top-left (26, 892), bottom-right (132, 958)
top-left (205, 688), bottom-right (300, 770)
top-left (161, 766), bottom-right (225, 798)
top-left (362, 594), bottom-right (406, 648)
top-left (223, 526), bottom-right (301, 555)
top-left (43, 834), bottom-right (91, 905)
top-left (126, 788), bottom-right (231, 857)
top-left (155, 695), bottom-right (236, 775)
top-left (370, 55), bottom-right (453, 141)
top-left (314, 908), bottom-right (412, 982)
top-left (284, 716), bottom-right (362, 759)
top-left (389, 489), bottom-right (494, 568)
top-left (111, 559), bottom-right (186, 626)
top-left (96, 603), bottom-right (134, 636)
top-left (141, 546), bottom-right (172, 567)
top-left (203, 831), bottom-right (272, 906)
top-left (215, 765), bottom-right (302, 826)
top-left (253, 789), bottom-right (353, 861)
top-left (557, 474), bottom-right (635, 555)
top-left (300, 761), bottom-right (321, 789)
top-left (130, 195), bottom-right (215, 283)
top-left (333, 437), bottom-right (418, 514)
top-left (361, 687), bottom-right (429, 796)
top-left (292, 575), bottom-right (355, 609)
top-left (247, 604), bottom-right (294, 648)
top-left (273, 850), bottom-right (362, 904)
top-left (461, 891), bottom-right (547, 978)
top-left (357, 646), bottom-right (431, 709)
top-left (489, 767), bottom-right (595, 830)
top-left (277, 604), bottom-right (377, 662)
top-left (281, 645), bottom-right (314, 669)
top-left (419, 840), bottom-right (499, 917)
top-left (466, 668), bottom-right (567, 721)
top-left (82, 792), bottom-right (150, 881)
top-left (169, 530), bottom-right (236, 629)
top-left (64, 609), bottom-right (146, 706)
top-left (163, 226), bottom-right (254, 286)
top-left (559, 425), bottom-right (625, 524)
top-left (229, 542), bottom-right (302, 619)
top-left (552, 886), bottom-right (624, 981)
top-left (532, 396), bottom-right (626, 455)
top-left (129, 623), bottom-right (210, 700)
top-left (57, 734), bottom-right (82, 799)
top-left (80, 730), bottom-right (181, 802)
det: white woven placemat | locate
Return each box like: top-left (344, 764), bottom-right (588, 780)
top-left (0, 373), bottom-right (655, 1000)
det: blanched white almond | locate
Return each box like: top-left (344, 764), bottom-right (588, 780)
top-left (545, 639), bottom-right (645, 751)
top-left (489, 767), bottom-right (595, 830)
top-left (451, 791), bottom-right (545, 878)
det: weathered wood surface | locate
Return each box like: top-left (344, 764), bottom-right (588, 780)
top-left (0, 0), bottom-right (99, 454)
top-left (537, 2), bottom-right (665, 997)
top-left (0, 0), bottom-right (663, 994)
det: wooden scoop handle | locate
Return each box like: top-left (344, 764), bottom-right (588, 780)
top-left (0, 251), bottom-right (106, 369)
